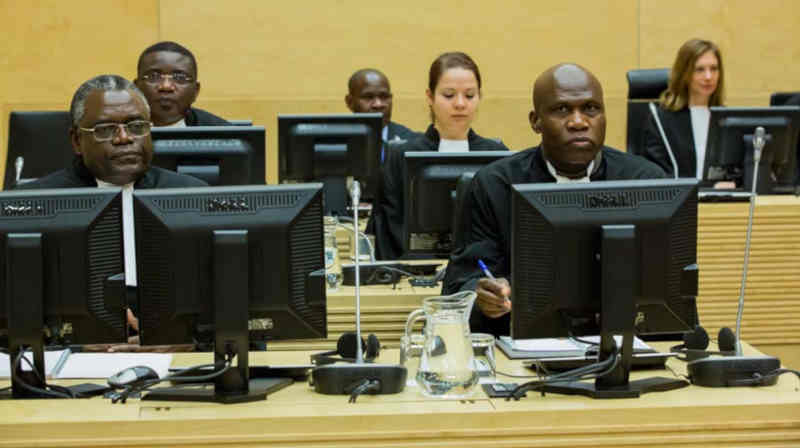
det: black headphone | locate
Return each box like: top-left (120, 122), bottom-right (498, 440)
top-left (310, 332), bottom-right (381, 365)
top-left (670, 325), bottom-right (737, 361)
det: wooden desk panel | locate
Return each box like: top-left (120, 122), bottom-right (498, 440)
top-left (2, 344), bottom-right (799, 447)
top-left (698, 196), bottom-right (800, 347)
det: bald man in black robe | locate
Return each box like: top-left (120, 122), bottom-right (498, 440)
top-left (442, 63), bottom-right (665, 336)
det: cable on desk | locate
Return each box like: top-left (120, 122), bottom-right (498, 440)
top-left (507, 346), bottom-right (621, 401)
top-left (12, 348), bottom-right (74, 399)
top-left (348, 378), bottom-right (381, 403)
top-left (111, 355), bottom-right (234, 403)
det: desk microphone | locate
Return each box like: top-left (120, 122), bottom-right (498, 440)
top-left (687, 126), bottom-right (781, 387)
top-left (311, 180), bottom-right (407, 401)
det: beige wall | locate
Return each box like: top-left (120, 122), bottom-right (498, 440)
top-left (1, 0), bottom-right (799, 184)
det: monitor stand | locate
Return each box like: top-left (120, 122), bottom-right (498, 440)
top-left (142, 230), bottom-right (287, 404)
top-left (321, 176), bottom-right (350, 217)
top-left (5, 233), bottom-right (47, 398)
top-left (540, 225), bottom-right (689, 399)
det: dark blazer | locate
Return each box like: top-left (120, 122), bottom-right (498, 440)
top-left (185, 107), bottom-right (230, 126)
top-left (371, 124), bottom-right (508, 260)
top-left (642, 106), bottom-right (696, 178)
top-left (17, 156), bottom-right (209, 190)
top-left (441, 145), bottom-right (666, 336)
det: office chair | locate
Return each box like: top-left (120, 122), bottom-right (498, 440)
top-left (5, 111), bottom-right (74, 190)
top-left (626, 68), bottom-right (669, 156)
top-left (769, 92), bottom-right (800, 106)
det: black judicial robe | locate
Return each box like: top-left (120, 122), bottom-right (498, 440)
top-left (641, 106), bottom-right (696, 178)
top-left (185, 107), bottom-right (230, 126)
top-left (441, 145), bottom-right (666, 336)
top-left (16, 155), bottom-right (209, 190)
top-left (371, 124), bottom-right (508, 260)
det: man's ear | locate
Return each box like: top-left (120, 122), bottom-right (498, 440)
top-left (190, 81), bottom-right (201, 105)
top-left (344, 93), bottom-right (354, 112)
top-left (69, 127), bottom-right (82, 156)
top-left (529, 109), bottom-right (541, 134)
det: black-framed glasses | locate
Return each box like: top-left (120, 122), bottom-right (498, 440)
top-left (140, 72), bottom-right (194, 85)
top-left (79, 120), bottom-right (153, 141)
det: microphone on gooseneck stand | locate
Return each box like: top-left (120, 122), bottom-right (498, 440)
top-left (687, 127), bottom-right (782, 387)
top-left (311, 180), bottom-right (407, 401)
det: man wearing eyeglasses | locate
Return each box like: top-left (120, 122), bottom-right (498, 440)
top-left (17, 74), bottom-right (207, 190)
top-left (134, 41), bottom-right (229, 127)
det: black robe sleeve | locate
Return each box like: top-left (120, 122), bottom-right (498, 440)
top-left (442, 163), bottom-right (513, 336)
top-left (372, 143), bottom-right (407, 260)
top-left (641, 108), bottom-right (676, 177)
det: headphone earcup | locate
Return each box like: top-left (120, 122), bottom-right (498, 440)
top-left (684, 324), bottom-right (710, 350)
top-left (365, 334), bottom-right (380, 361)
top-left (337, 332), bottom-right (364, 360)
top-left (717, 327), bottom-right (737, 353)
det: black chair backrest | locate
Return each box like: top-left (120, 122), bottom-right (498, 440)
top-left (451, 172), bottom-right (476, 251)
top-left (770, 92), bottom-right (800, 106)
top-left (228, 119), bottom-right (253, 126)
top-left (5, 111), bottom-right (74, 190)
top-left (626, 68), bottom-right (669, 156)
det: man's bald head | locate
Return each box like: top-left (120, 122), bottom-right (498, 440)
top-left (346, 68), bottom-right (393, 126)
top-left (529, 63), bottom-right (606, 177)
top-left (532, 63), bottom-right (602, 112)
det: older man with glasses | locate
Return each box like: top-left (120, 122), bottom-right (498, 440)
top-left (134, 41), bottom-right (229, 127)
top-left (17, 74), bottom-right (206, 189)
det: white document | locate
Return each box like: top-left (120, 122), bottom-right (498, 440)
top-left (504, 337), bottom-right (580, 352)
top-left (53, 353), bottom-right (172, 379)
top-left (0, 349), bottom-right (71, 378)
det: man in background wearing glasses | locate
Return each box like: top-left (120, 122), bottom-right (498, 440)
top-left (134, 41), bottom-right (229, 127)
top-left (17, 74), bottom-right (206, 189)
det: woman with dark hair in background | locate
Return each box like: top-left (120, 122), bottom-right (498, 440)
top-left (372, 51), bottom-right (508, 260)
top-left (642, 38), bottom-right (725, 179)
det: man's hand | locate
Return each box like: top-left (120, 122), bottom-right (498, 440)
top-left (475, 277), bottom-right (511, 319)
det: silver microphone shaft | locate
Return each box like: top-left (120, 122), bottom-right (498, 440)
top-left (735, 126), bottom-right (766, 355)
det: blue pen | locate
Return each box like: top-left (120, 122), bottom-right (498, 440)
top-left (477, 259), bottom-right (495, 280)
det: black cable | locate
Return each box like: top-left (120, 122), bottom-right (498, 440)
top-left (348, 379), bottom-right (380, 403)
top-left (507, 348), bottom-right (621, 400)
top-left (11, 349), bottom-right (72, 399)
top-left (112, 357), bottom-right (233, 403)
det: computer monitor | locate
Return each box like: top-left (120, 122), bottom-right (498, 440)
top-left (4, 111), bottom-right (74, 190)
top-left (151, 126), bottom-right (266, 186)
top-left (510, 178), bottom-right (699, 397)
top-left (703, 106), bottom-right (800, 193)
top-left (277, 113), bottom-right (383, 216)
top-left (402, 151), bottom-right (514, 258)
top-left (133, 184), bottom-right (327, 402)
top-left (0, 188), bottom-right (126, 397)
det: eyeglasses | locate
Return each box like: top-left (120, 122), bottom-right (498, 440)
top-left (140, 72), bottom-right (195, 85)
top-left (79, 120), bottom-right (153, 142)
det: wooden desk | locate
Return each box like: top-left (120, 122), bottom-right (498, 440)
top-left (2, 343), bottom-right (799, 447)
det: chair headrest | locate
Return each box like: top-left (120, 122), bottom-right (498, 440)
top-left (770, 92), bottom-right (800, 106)
top-left (626, 68), bottom-right (669, 100)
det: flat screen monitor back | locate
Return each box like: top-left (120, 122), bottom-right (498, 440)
top-left (151, 126), bottom-right (266, 186)
top-left (703, 106), bottom-right (800, 193)
top-left (133, 184), bottom-right (327, 346)
top-left (510, 179), bottom-right (699, 340)
top-left (5, 111), bottom-right (74, 190)
top-left (277, 113), bottom-right (382, 215)
top-left (402, 151), bottom-right (514, 258)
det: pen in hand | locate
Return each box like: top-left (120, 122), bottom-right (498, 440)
top-left (477, 259), bottom-right (511, 311)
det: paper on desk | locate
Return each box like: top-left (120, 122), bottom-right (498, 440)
top-left (503, 337), bottom-right (579, 352)
top-left (0, 349), bottom-right (71, 378)
top-left (53, 353), bottom-right (172, 379)
top-left (578, 335), bottom-right (654, 352)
